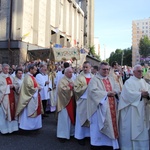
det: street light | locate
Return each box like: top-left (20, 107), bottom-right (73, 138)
top-left (121, 51), bottom-right (124, 66)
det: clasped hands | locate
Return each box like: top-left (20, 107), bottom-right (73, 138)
top-left (141, 90), bottom-right (149, 98)
top-left (107, 91), bottom-right (117, 97)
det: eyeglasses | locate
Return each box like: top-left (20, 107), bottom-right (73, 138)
top-left (137, 70), bottom-right (143, 73)
top-left (101, 68), bottom-right (110, 71)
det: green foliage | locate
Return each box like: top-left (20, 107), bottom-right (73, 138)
top-left (89, 45), bottom-right (101, 61)
top-left (109, 48), bottom-right (132, 66)
top-left (139, 36), bottom-right (150, 57)
top-left (89, 45), bottom-right (95, 56)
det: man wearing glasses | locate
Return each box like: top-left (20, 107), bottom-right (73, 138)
top-left (87, 62), bottom-right (120, 150)
top-left (118, 64), bottom-right (150, 150)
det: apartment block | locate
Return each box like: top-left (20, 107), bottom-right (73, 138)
top-left (132, 18), bottom-right (150, 66)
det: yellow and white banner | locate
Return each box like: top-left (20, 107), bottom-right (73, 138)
top-left (53, 48), bottom-right (80, 61)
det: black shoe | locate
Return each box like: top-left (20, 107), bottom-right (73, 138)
top-left (42, 114), bottom-right (49, 117)
top-left (58, 138), bottom-right (66, 143)
top-left (78, 139), bottom-right (85, 146)
top-left (90, 145), bottom-right (101, 150)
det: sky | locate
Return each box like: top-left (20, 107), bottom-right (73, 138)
top-left (94, 0), bottom-right (150, 60)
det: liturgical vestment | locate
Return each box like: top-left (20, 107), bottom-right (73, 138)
top-left (87, 74), bottom-right (120, 149)
top-left (118, 76), bottom-right (150, 150)
top-left (57, 76), bottom-right (75, 139)
top-left (0, 72), bottom-right (18, 134)
top-left (16, 73), bottom-right (42, 130)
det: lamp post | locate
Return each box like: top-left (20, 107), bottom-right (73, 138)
top-left (121, 50), bottom-right (124, 66)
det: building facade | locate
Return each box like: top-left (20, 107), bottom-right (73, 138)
top-left (76, 0), bottom-right (94, 47)
top-left (0, 0), bottom-right (93, 65)
top-left (132, 18), bottom-right (150, 66)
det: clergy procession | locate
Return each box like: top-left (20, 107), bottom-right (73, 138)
top-left (0, 60), bottom-right (150, 150)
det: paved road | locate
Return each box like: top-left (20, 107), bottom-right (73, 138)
top-left (0, 113), bottom-right (90, 150)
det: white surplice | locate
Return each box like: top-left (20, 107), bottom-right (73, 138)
top-left (118, 76), bottom-right (150, 150)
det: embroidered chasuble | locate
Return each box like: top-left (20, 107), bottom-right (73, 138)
top-left (6, 77), bottom-right (15, 121)
top-left (29, 75), bottom-right (41, 116)
top-left (102, 78), bottom-right (118, 139)
top-left (57, 76), bottom-right (75, 125)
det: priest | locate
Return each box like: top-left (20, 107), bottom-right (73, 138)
top-left (57, 67), bottom-right (75, 142)
top-left (74, 61), bottom-right (94, 145)
top-left (16, 64), bottom-right (42, 130)
top-left (118, 64), bottom-right (150, 150)
top-left (0, 64), bottom-right (18, 134)
top-left (87, 62), bottom-right (120, 150)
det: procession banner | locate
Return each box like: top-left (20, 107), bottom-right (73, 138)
top-left (53, 48), bottom-right (80, 62)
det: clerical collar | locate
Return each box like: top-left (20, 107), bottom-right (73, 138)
top-left (84, 72), bottom-right (91, 78)
top-left (99, 74), bottom-right (108, 79)
top-left (1, 72), bottom-right (9, 78)
top-left (132, 75), bottom-right (141, 80)
top-left (40, 72), bottom-right (46, 76)
top-left (65, 76), bottom-right (72, 82)
top-left (27, 72), bottom-right (33, 76)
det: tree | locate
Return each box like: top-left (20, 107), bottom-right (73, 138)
top-left (139, 36), bottom-right (150, 58)
top-left (109, 49), bottom-right (122, 65)
top-left (89, 45), bottom-right (101, 61)
top-left (108, 48), bottom-right (132, 66)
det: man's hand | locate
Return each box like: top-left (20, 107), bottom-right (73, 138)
top-left (45, 81), bottom-right (49, 85)
top-left (141, 91), bottom-right (149, 98)
top-left (68, 82), bottom-right (74, 90)
top-left (10, 84), bottom-right (14, 89)
top-left (38, 87), bottom-right (42, 92)
top-left (107, 91), bottom-right (116, 97)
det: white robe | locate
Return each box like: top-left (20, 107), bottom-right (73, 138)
top-left (87, 74), bottom-right (120, 149)
top-left (18, 73), bottom-right (42, 130)
top-left (57, 108), bottom-right (74, 139)
top-left (0, 106), bottom-right (18, 134)
top-left (0, 73), bottom-right (18, 134)
top-left (74, 73), bottom-right (91, 140)
top-left (118, 76), bottom-right (150, 150)
top-left (19, 90), bottom-right (42, 130)
top-left (36, 73), bottom-right (51, 100)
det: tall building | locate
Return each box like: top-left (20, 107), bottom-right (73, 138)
top-left (132, 18), bottom-right (150, 66)
top-left (76, 0), bottom-right (94, 48)
top-left (0, 0), bottom-right (86, 65)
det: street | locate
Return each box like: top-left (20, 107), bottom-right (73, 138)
top-left (0, 112), bottom-right (90, 150)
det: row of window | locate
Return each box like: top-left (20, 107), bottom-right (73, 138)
top-left (137, 30), bottom-right (150, 34)
top-left (137, 22), bottom-right (150, 25)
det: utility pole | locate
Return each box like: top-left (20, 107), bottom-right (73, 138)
top-left (103, 44), bottom-right (106, 60)
top-left (121, 50), bottom-right (124, 66)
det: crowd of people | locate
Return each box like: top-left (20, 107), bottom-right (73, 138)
top-left (0, 60), bottom-right (150, 150)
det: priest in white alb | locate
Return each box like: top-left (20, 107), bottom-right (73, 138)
top-left (15, 64), bottom-right (42, 130)
top-left (118, 64), bottom-right (150, 150)
top-left (74, 61), bottom-right (94, 145)
top-left (0, 64), bottom-right (18, 134)
top-left (57, 67), bottom-right (75, 143)
top-left (87, 62), bottom-right (120, 150)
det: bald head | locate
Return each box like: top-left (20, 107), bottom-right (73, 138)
top-left (64, 67), bottom-right (73, 79)
top-left (133, 64), bottom-right (143, 79)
